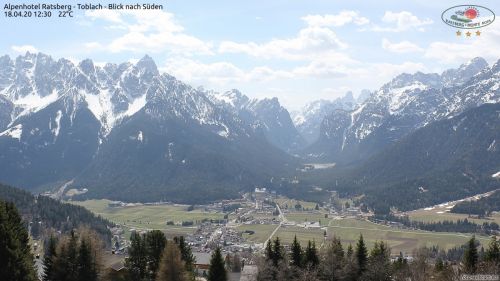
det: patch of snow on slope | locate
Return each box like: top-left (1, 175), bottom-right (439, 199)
top-left (211, 91), bottom-right (236, 107)
top-left (388, 82), bottom-right (427, 115)
top-left (217, 123), bottom-right (230, 138)
top-left (123, 94), bottom-right (146, 117)
top-left (83, 90), bottom-right (115, 134)
top-left (0, 124), bottom-right (23, 140)
top-left (12, 90), bottom-right (59, 120)
top-left (52, 110), bottom-right (62, 140)
top-left (488, 139), bottom-right (496, 152)
top-left (492, 171), bottom-right (500, 179)
top-left (349, 103), bottom-right (370, 140)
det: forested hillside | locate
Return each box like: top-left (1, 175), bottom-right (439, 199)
top-left (0, 183), bottom-right (113, 241)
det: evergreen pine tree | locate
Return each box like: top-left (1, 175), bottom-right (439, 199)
top-left (208, 247), bottom-right (227, 281)
top-left (146, 230), bottom-right (166, 280)
top-left (462, 236), bottom-right (479, 274)
top-left (265, 240), bottom-right (273, 262)
top-left (51, 229), bottom-right (103, 281)
top-left (484, 236), bottom-right (499, 264)
top-left (364, 241), bottom-right (391, 281)
top-left (305, 240), bottom-right (319, 268)
top-left (76, 238), bottom-right (98, 281)
top-left (52, 239), bottom-right (71, 281)
top-left (126, 232), bottom-right (148, 281)
top-left (177, 236), bottom-right (195, 276)
top-left (343, 244), bottom-right (358, 281)
top-left (271, 237), bottom-right (283, 267)
top-left (355, 234), bottom-right (368, 275)
top-left (0, 201), bottom-right (37, 281)
top-left (67, 230), bottom-right (79, 280)
top-left (346, 244), bottom-right (353, 257)
top-left (290, 235), bottom-right (303, 268)
top-left (43, 235), bottom-right (58, 281)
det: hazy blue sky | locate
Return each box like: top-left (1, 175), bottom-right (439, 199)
top-left (2, 0), bottom-right (499, 109)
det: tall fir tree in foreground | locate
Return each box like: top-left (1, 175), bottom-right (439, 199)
top-left (355, 234), bottom-right (368, 275)
top-left (43, 235), bottom-right (58, 281)
top-left (290, 235), bottom-right (303, 268)
top-left (126, 232), bottom-right (148, 281)
top-left (305, 240), bottom-right (319, 268)
top-left (363, 241), bottom-right (391, 281)
top-left (462, 236), bottom-right (479, 273)
top-left (484, 236), bottom-right (499, 264)
top-left (0, 201), bottom-right (37, 281)
top-left (76, 237), bottom-right (98, 281)
top-left (208, 247), bottom-right (227, 281)
top-left (176, 236), bottom-right (196, 278)
top-left (146, 230), bottom-right (166, 280)
top-left (49, 229), bottom-right (102, 281)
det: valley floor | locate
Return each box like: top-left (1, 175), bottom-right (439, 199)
top-left (72, 192), bottom-right (493, 258)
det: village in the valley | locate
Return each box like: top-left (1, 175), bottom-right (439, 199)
top-left (102, 187), bottom-right (370, 280)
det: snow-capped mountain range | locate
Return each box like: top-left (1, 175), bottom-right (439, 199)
top-left (208, 89), bottom-right (305, 151)
top-left (306, 57), bottom-right (499, 163)
top-left (291, 91), bottom-right (370, 144)
top-left (0, 53), bottom-right (499, 203)
top-left (0, 53), bottom-right (298, 201)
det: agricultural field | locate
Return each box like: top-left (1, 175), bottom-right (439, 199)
top-left (236, 224), bottom-right (279, 243)
top-left (284, 212), bottom-right (330, 226)
top-left (72, 199), bottom-right (224, 235)
top-left (275, 226), bottom-right (326, 246)
top-left (408, 207), bottom-right (500, 225)
top-left (327, 219), bottom-right (491, 255)
top-left (71, 198), bottom-right (493, 255)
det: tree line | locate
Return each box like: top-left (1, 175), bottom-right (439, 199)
top-left (372, 214), bottom-right (500, 235)
top-left (256, 234), bottom-right (500, 281)
top-left (451, 190), bottom-right (500, 216)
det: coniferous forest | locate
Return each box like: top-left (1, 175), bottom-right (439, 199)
top-left (0, 183), bottom-right (113, 242)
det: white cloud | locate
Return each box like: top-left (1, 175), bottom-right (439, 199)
top-left (84, 9), bottom-right (213, 55)
top-left (301, 11), bottom-right (369, 27)
top-left (219, 25), bottom-right (347, 60)
top-left (382, 38), bottom-right (423, 53)
top-left (366, 61), bottom-right (427, 78)
top-left (291, 59), bottom-right (352, 78)
top-left (11, 45), bottom-right (38, 54)
top-left (372, 11), bottom-right (433, 32)
top-left (424, 22), bottom-right (500, 63)
top-left (86, 9), bottom-right (123, 24)
top-left (161, 58), bottom-right (292, 87)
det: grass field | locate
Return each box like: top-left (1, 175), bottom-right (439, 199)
top-left (72, 199), bottom-right (224, 235)
top-left (236, 224), bottom-right (279, 243)
top-left (408, 208), bottom-right (500, 225)
top-left (275, 226), bottom-right (326, 246)
top-left (72, 199), bottom-right (493, 255)
top-left (327, 219), bottom-right (491, 255)
top-left (284, 212), bottom-right (330, 226)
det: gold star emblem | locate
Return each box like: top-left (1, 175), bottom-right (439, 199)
top-left (476, 30), bottom-right (481, 36)
top-left (466, 31), bottom-right (471, 37)
top-left (456, 30), bottom-right (462, 36)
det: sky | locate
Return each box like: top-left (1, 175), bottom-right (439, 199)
top-left (2, 0), bottom-right (500, 110)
